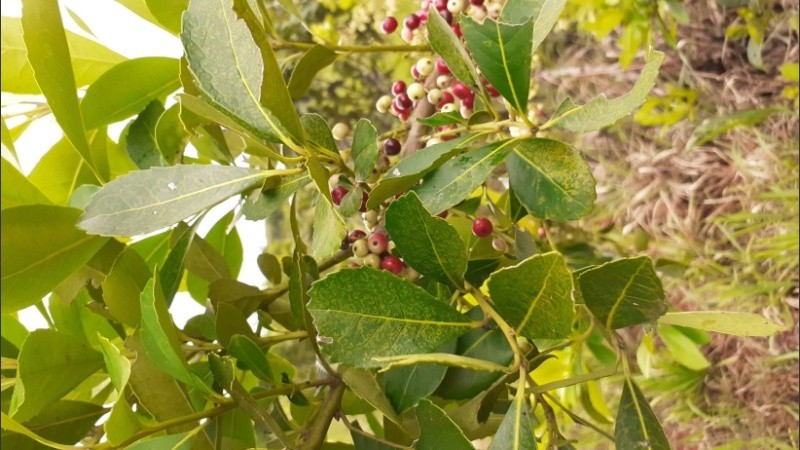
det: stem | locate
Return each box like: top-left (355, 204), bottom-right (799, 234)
top-left (272, 40), bottom-right (430, 53)
top-left (544, 392), bottom-right (615, 443)
top-left (230, 381), bottom-right (294, 449)
top-left (373, 352), bottom-right (509, 373)
top-left (181, 331), bottom-right (308, 351)
top-left (297, 381), bottom-right (345, 449)
top-left (467, 284), bottom-right (523, 371)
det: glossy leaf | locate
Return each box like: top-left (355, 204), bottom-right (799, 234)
top-left (462, 16), bottom-right (533, 114)
top-left (413, 140), bottom-right (514, 215)
top-left (416, 111), bottom-right (464, 127)
top-left (382, 341), bottom-right (455, 414)
top-left (544, 50), bottom-right (665, 132)
top-left (28, 139), bottom-right (100, 205)
top-left (658, 311), bottom-right (787, 337)
top-left (1, 400), bottom-right (105, 450)
top-left (414, 399), bottom-right (473, 450)
top-left (487, 252), bottom-right (574, 339)
top-left (97, 335), bottom-right (132, 393)
top-left (351, 119), bottom-right (379, 182)
top-left (302, 113), bottom-right (338, 154)
top-left (8, 330), bottom-right (104, 422)
top-left (82, 57), bottom-right (181, 129)
top-left (657, 325), bottom-right (710, 371)
top-left (79, 165), bottom-right (273, 236)
top-left (1, 16), bottom-right (124, 94)
top-left (578, 256), bottom-right (667, 329)
top-left (368, 135), bottom-right (475, 209)
top-left (102, 246), bottom-right (151, 327)
top-left (384, 192), bottom-right (467, 288)
top-left (506, 138), bottom-right (596, 221)
top-left (126, 100), bottom-right (167, 169)
top-left (615, 379), bottom-right (670, 450)
top-left (426, 5), bottom-right (480, 87)
top-left (145, 0), bottom-right (188, 34)
top-left (1, 205), bottom-right (107, 313)
top-left (228, 334), bottom-right (273, 382)
top-left (308, 268), bottom-right (476, 367)
top-left (288, 44), bottom-right (338, 99)
top-left (311, 194), bottom-right (347, 259)
top-left (341, 366), bottom-right (403, 426)
top-left (0, 157), bottom-right (51, 209)
top-left (243, 173), bottom-right (311, 220)
top-left (160, 222), bottom-right (199, 304)
top-left (501, 0), bottom-right (567, 52)
top-left (488, 397), bottom-right (537, 450)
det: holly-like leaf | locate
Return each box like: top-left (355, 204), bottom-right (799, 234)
top-left (8, 330), bottom-right (104, 423)
top-left (385, 192), bottom-right (467, 288)
top-left (462, 16), bottom-right (533, 115)
top-left (615, 379), bottom-right (670, 450)
top-left (500, 0), bottom-right (567, 53)
top-left (413, 140), bottom-right (514, 215)
top-left (426, 5), bottom-right (480, 87)
top-left (311, 194), bottom-right (346, 259)
top-left (367, 135), bottom-right (475, 209)
top-left (487, 252), bottom-right (574, 339)
top-left (301, 113), bottom-right (338, 154)
top-left (488, 397), bottom-right (537, 450)
top-left (308, 268), bottom-right (476, 367)
top-left (79, 165), bottom-right (274, 236)
top-left (578, 256), bottom-right (667, 329)
top-left (658, 311), bottom-right (787, 337)
top-left (1, 205), bottom-right (107, 314)
top-left (414, 399), bottom-right (473, 450)
top-left (506, 138), bottom-right (596, 221)
top-left (243, 173), bottom-right (311, 220)
top-left (543, 50), bottom-right (665, 132)
top-left (351, 119), bottom-right (379, 182)
top-left (81, 57), bottom-right (181, 129)
top-left (288, 44), bottom-right (338, 99)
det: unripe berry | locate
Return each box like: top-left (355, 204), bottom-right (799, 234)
top-left (331, 186), bottom-right (348, 205)
top-left (407, 82), bottom-right (426, 102)
top-left (447, 0), bottom-right (465, 13)
top-left (331, 122), bottom-right (349, 140)
top-left (401, 27), bottom-right (414, 44)
top-left (486, 1), bottom-right (502, 18)
top-left (415, 58), bottom-right (434, 77)
top-left (426, 88), bottom-right (443, 105)
top-left (376, 95), bottom-right (393, 113)
top-left (492, 237), bottom-right (508, 252)
top-left (368, 231), bottom-right (389, 254)
top-left (460, 105), bottom-right (472, 119)
top-left (436, 75), bottom-right (452, 89)
top-left (383, 138), bottom-right (402, 156)
top-left (391, 80), bottom-right (407, 95)
top-left (404, 266), bottom-right (420, 281)
top-left (381, 255), bottom-right (405, 274)
top-left (363, 253), bottom-right (381, 269)
top-left (381, 16), bottom-right (398, 34)
top-left (352, 239), bottom-right (370, 257)
top-left (438, 9), bottom-right (454, 24)
top-left (364, 210), bottom-right (379, 227)
top-left (404, 14), bottom-right (421, 30)
top-left (440, 103), bottom-right (457, 113)
top-left (426, 137), bottom-right (444, 146)
top-left (471, 217), bottom-right (493, 237)
top-left (470, 5), bottom-right (487, 20)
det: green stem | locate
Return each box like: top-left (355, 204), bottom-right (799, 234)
top-left (467, 284), bottom-right (523, 371)
top-left (297, 382), bottom-right (345, 449)
top-left (181, 331), bottom-right (308, 351)
top-left (543, 392), bottom-right (616, 443)
top-left (528, 363), bottom-right (620, 394)
top-left (373, 352), bottom-right (509, 373)
top-left (230, 381), bottom-right (294, 449)
top-left (272, 40), bottom-right (430, 53)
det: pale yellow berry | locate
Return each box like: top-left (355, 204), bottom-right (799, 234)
top-left (363, 253), bottom-right (381, 269)
top-left (376, 95), bottom-right (393, 113)
top-left (447, 0), bottom-right (465, 14)
top-left (407, 82), bottom-right (425, 102)
top-left (426, 88), bottom-right (443, 105)
top-left (332, 122), bottom-right (349, 140)
top-left (352, 239), bottom-right (370, 257)
top-left (470, 5), bottom-right (487, 20)
top-left (436, 75), bottom-right (452, 89)
top-left (440, 103), bottom-right (457, 113)
top-left (416, 58), bottom-right (434, 77)
top-left (426, 137), bottom-right (444, 147)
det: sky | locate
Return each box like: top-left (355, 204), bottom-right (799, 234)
top-left (3, 0), bottom-right (268, 330)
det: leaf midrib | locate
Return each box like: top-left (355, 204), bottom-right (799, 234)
top-left (515, 256), bottom-right (558, 334)
top-left (1, 235), bottom-right (98, 281)
top-left (310, 309), bottom-right (474, 328)
top-left (511, 146), bottom-right (583, 206)
top-left (604, 259), bottom-right (647, 329)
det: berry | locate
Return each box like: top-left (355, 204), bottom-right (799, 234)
top-left (381, 255), bottom-right (405, 274)
top-left (407, 82), bottom-right (426, 102)
top-left (452, 23), bottom-right (462, 37)
top-left (451, 81), bottom-right (471, 99)
top-left (368, 231), bottom-right (389, 254)
top-left (436, 58), bottom-right (450, 75)
top-left (382, 16), bottom-right (398, 34)
top-left (462, 93), bottom-right (474, 109)
top-left (415, 58), bottom-right (434, 77)
top-left (392, 80), bottom-right (407, 95)
top-left (438, 91), bottom-right (455, 106)
top-left (438, 9), bottom-right (453, 24)
top-left (434, 0), bottom-right (448, 11)
top-left (447, 0), bottom-right (466, 13)
top-left (471, 218), bottom-right (493, 237)
top-left (395, 92), bottom-right (413, 109)
top-left (331, 186), bottom-right (348, 205)
top-left (438, 210), bottom-right (449, 218)
top-left (470, 0), bottom-right (484, 4)
top-left (440, 103), bottom-right (457, 113)
top-left (492, 237), bottom-right (508, 252)
top-left (404, 266), bottom-right (420, 281)
top-left (436, 75), bottom-right (452, 89)
top-left (537, 227), bottom-right (546, 238)
top-left (398, 110), bottom-right (411, 122)
top-left (364, 210), bottom-right (379, 227)
top-left (331, 122), bottom-right (349, 140)
top-left (426, 88), bottom-right (443, 105)
top-left (376, 95), bottom-right (393, 113)
top-left (363, 253), bottom-right (381, 269)
top-left (486, 84), bottom-right (500, 97)
top-left (404, 14), bottom-right (421, 30)
top-left (348, 229), bottom-right (367, 242)
top-left (352, 239), bottom-right (370, 257)
top-left (426, 137), bottom-right (444, 146)
top-left (411, 65), bottom-right (422, 80)
top-left (470, 5), bottom-right (487, 20)
top-left (401, 27), bottom-right (414, 43)
top-left (383, 138), bottom-right (402, 156)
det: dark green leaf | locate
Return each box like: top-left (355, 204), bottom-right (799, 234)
top-left (462, 16), bottom-right (533, 114)
top-left (0, 400), bottom-right (105, 450)
top-left (514, 227), bottom-right (537, 261)
top-left (258, 252), bottom-right (283, 285)
top-left (413, 140), bottom-right (514, 215)
top-left (308, 268), bottom-right (476, 367)
top-left (340, 366), bottom-right (403, 426)
top-left (209, 279), bottom-right (269, 316)
top-left (340, 185), bottom-right (365, 217)
top-left (414, 399), bottom-right (473, 450)
top-left (0, 157), bottom-right (51, 209)
top-left (102, 246), bottom-right (151, 326)
top-left (416, 111), bottom-right (464, 127)
top-left (385, 192), bottom-right (467, 288)
top-left (615, 379), bottom-right (670, 450)
top-left (350, 425), bottom-right (410, 449)
top-left (126, 100), bottom-right (167, 169)
top-left (215, 303), bottom-right (255, 348)
top-left (352, 119), bottom-right (379, 182)
top-left (382, 341), bottom-right (455, 414)
top-left (302, 113), bottom-right (338, 154)
top-left (288, 250), bottom-right (314, 330)
top-left (228, 334), bottom-right (273, 382)
top-left (8, 330), bottom-right (104, 422)
top-left (79, 164), bottom-right (272, 236)
top-left (243, 173), bottom-right (311, 220)
top-left (506, 138), bottom-right (596, 221)
top-left (81, 57), bottom-right (181, 129)
top-left (1, 205), bottom-right (107, 314)
top-left (487, 397), bottom-right (537, 450)
top-left (159, 221), bottom-right (198, 304)
top-left (426, 5), bottom-right (480, 87)
top-left (288, 45), bottom-right (338, 99)
top-left (578, 256), bottom-right (667, 329)
top-left (156, 104), bottom-right (191, 164)
top-left (487, 252), bottom-right (574, 339)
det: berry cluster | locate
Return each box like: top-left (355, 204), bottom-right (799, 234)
top-left (345, 229), bottom-right (420, 280)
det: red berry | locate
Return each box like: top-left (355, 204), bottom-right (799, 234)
top-left (392, 80), bottom-right (407, 95)
top-left (438, 9), bottom-right (453, 24)
top-left (381, 255), bottom-right (405, 274)
top-left (411, 65), bottom-right (421, 80)
top-left (438, 91), bottom-right (454, 107)
top-left (471, 218), bottom-right (493, 237)
top-left (462, 93), bottom-right (474, 109)
top-left (331, 186), bottom-right (348, 206)
top-left (368, 231), bottom-right (389, 254)
top-left (438, 210), bottom-right (449, 218)
top-left (451, 81), bottom-right (471, 100)
top-left (537, 227), bottom-right (546, 238)
top-left (348, 229), bottom-right (366, 242)
top-left (452, 24), bottom-right (462, 37)
top-left (382, 16), bottom-right (398, 34)
top-left (404, 14), bottom-right (421, 30)
top-left (486, 84), bottom-right (500, 97)
top-left (398, 110), bottom-right (411, 122)
top-left (470, 0), bottom-right (484, 4)
top-left (434, 0), bottom-right (448, 11)
top-left (436, 58), bottom-right (450, 75)
top-left (395, 93), bottom-right (413, 109)
top-left (384, 138), bottom-right (402, 156)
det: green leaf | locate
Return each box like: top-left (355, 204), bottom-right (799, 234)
top-left (501, 0), bottom-right (567, 52)
top-left (461, 16), bottom-right (533, 115)
top-left (288, 250), bottom-right (315, 331)
top-left (81, 57), bottom-right (181, 129)
top-left (311, 194), bottom-right (347, 259)
top-left (351, 119), bottom-right (379, 182)
top-left (228, 334), bottom-right (273, 382)
top-left (22, 0), bottom-right (96, 173)
top-left (381, 341), bottom-right (455, 414)
top-left (124, 431), bottom-right (197, 450)
top-left (543, 50), bottom-right (665, 132)
top-left (488, 396), bottom-right (536, 450)
top-left (302, 113), bottom-right (338, 154)
top-left (8, 330), bottom-right (104, 422)
top-left (79, 164), bottom-right (272, 236)
top-left (413, 140), bottom-right (514, 215)
top-left (156, 103), bottom-right (192, 164)
top-left (159, 221), bottom-right (199, 304)
top-left (578, 256), bottom-right (667, 329)
top-left (368, 135), bottom-right (475, 209)
top-left (1, 16), bottom-right (125, 94)
top-left (102, 246), bottom-right (151, 327)
top-left (145, 0), bottom-right (188, 34)
top-left (384, 192), bottom-right (467, 288)
top-left (0, 412), bottom-right (71, 450)
top-left (243, 173), bottom-right (311, 220)
top-left (350, 425), bottom-right (410, 449)
top-left (340, 366), bottom-right (403, 426)
top-left (658, 311), bottom-right (788, 337)
top-left (426, 5), bottom-right (480, 87)
top-left (1, 117), bottom-right (19, 166)
top-left (28, 138), bottom-right (101, 205)
top-left (215, 303), bottom-right (254, 348)
top-left (487, 252), bottom-right (574, 339)
top-left (308, 268), bottom-right (476, 368)
top-left (186, 212), bottom-right (242, 301)
top-left (506, 138), bottom-right (596, 221)
top-left (414, 399), bottom-right (473, 450)
top-left (104, 397), bottom-right (142, 445)
top-left (615, 379), bottom-right (670, 450)
top-left (657, 325), bottom-right (710, 371)
top-left (1, 205), bottom-right (107, 314)
top-left (692, 107), bottom-right (784, 145)
top-left (181, 0), bottom-right (294, 146)
top-left (2, 401), bottom-right (105, 450)
top-left (416, 111), bottom-right (465, 127)
top-left (97, 335), bottom-right (132, 393)
top-left (0, 157), bottom-right (51, 209)
top-left (288, 44), bottom-right (338, 99)
top-left (126, 100), bottom-right (168, 169)
top-left (340, 185), bottom-right (365, 218)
